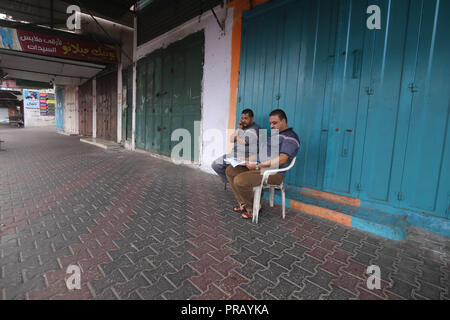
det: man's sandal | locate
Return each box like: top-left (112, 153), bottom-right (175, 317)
top-left (233, 204), bottom-right (246, 212)
top-left (241, 207), bottom-right (262, 219)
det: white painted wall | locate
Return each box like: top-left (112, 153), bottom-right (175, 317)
top-left (135, 5), bottom-right (234, 173)
top-left (92, 79), bottom-right (97, 138)
top-left (24, 108), bottom-right (55, 127)
top-left (64, 86), bottom-right (79, 134)
top-left (117, 61), bottom-right (123, 143)
top-left (0, 107), bottom-right (8, 122)
top-left (131, 16), bottom-right (137, 151)
top-left (201, 8), bottom-right (233, 173)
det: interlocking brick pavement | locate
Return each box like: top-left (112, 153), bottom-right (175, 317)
top-left (0, 126), bottom-right (449, 300)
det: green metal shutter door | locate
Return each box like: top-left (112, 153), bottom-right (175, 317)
top-left (171, 47), bottom-right (186, 159)
top-left (323, 0), bottom-right (368, 196)
top-left (149, 55), bottom-right (163, 152)
top-left (237, 0), bottom-right (449, 219)
top-left (55, 86), bottom-right (65, 131)
top-left (136, 32), bottom-right (203, 161)
top-left (136, 59), bottom-right (147, 149)
top-left (392, 0), bottom-right (450, 217)
top-left (145, 59), bottom-right (155, 151)
top-left (160, 52), bottom-right (174, 155)
top-left (353, 0), bottom-right (411, 204)
top-left (279, 0), bottom-right (338, 189)
top-left (183, 36), bottom-right (203, 162)
top-left (238, 0), bottom-right (338, 190)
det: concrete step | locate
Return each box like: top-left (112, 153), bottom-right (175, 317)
top-left (80, 137), bottom-right (123, 150)
top-left (264, 186), bottom-right (407, 241)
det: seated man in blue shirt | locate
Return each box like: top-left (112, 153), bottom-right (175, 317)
top-left (226, 109), bottom-right (300, 219)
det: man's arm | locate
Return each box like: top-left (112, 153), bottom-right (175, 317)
top-left (231, 124), bottom-right (258, 146)
top-left (229, 120), bottom-right (244, 143)
top-left (230, 129), bottom-right (244, 143)
top-left (240, 153), bottom-right (258, 162)
top-left (246, 154), bottom-right (289, 170)
top-left (230, 131), bottom-right (248, 145)
top-left (235, 136), bottom-right (247, 145)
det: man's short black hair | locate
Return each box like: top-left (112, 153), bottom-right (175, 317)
top-left (270, 109), bottom-right (287, 123)
top-left (241, 109), bottom-right (254, 118)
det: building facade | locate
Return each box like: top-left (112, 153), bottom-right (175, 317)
top-left (54, 0), bottom-right (450, 238)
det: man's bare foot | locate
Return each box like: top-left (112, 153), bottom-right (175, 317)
top-left (233, 204), bottom-right (245, 212)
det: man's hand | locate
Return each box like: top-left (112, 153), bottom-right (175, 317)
top-left (249, 154), bottom-right (289, 171)
top-left (246, 161), bottom-right (257, 170)
top-left (230, 121), bottom-right (244, 143)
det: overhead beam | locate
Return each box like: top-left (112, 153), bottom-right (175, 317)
top-left (2, 0), bottom-right (68, 16)
top-left (50, 0), bottom-right (54, 29)
top-left (2, 67), bottom-right (90, 79)
top-left (0, 50), bottom-right (105, 70)
top-left (4, 69), bottom-right (87, 86)
top-left (0, 4), bottom-right (66, 24)
top-left (207, 0), bottom-right (224, 31)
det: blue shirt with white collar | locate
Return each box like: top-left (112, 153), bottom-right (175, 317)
top-left (258, 127), bottom-right (300, 175)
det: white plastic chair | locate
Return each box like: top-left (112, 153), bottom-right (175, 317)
top-left (252, 157), bottom-right (297, 224)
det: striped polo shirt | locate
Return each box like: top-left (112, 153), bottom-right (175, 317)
top-left (231, 122), bottom-right (260, 159)
top-left (259, 127), bottom-right (300, 174)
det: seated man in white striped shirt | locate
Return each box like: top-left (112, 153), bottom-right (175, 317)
top-left (211, 108), bottom-right (260, 184)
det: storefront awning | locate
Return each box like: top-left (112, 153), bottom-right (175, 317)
top-left (0, 48), bottom-right (105, 86)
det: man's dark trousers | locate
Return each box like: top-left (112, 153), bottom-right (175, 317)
top-left (212, 155), bottom-right (229, 183)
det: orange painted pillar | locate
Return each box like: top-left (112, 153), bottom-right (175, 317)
top-left (226, 0), bottom-right (270, 152)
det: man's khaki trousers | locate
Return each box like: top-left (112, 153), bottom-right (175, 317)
top-left (225, 166), bottom-right (284, 212)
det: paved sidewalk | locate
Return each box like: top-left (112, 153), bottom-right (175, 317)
top-left (0, 126), bottom-right (449, 300)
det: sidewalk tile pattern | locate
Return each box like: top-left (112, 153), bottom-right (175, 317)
top-left (0, 126), bottom-right (449, 300)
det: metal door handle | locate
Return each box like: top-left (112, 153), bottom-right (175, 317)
top-left (408, 83), bottom-right (418, 93)
top-left (341, 129), bottom-right (353, 157)
top-left (352, 49), bottom-right (361, 79)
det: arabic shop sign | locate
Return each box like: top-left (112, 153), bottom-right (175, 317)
top-left (0, 26), bottom-right (119, 64)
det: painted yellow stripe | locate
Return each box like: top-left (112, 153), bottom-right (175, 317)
top-left (226, 0), bottom-right (270, 153)
top-left (300, 187), bottom-right (361, 207)
top-left (290, 200), bottom-right (352, 227)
